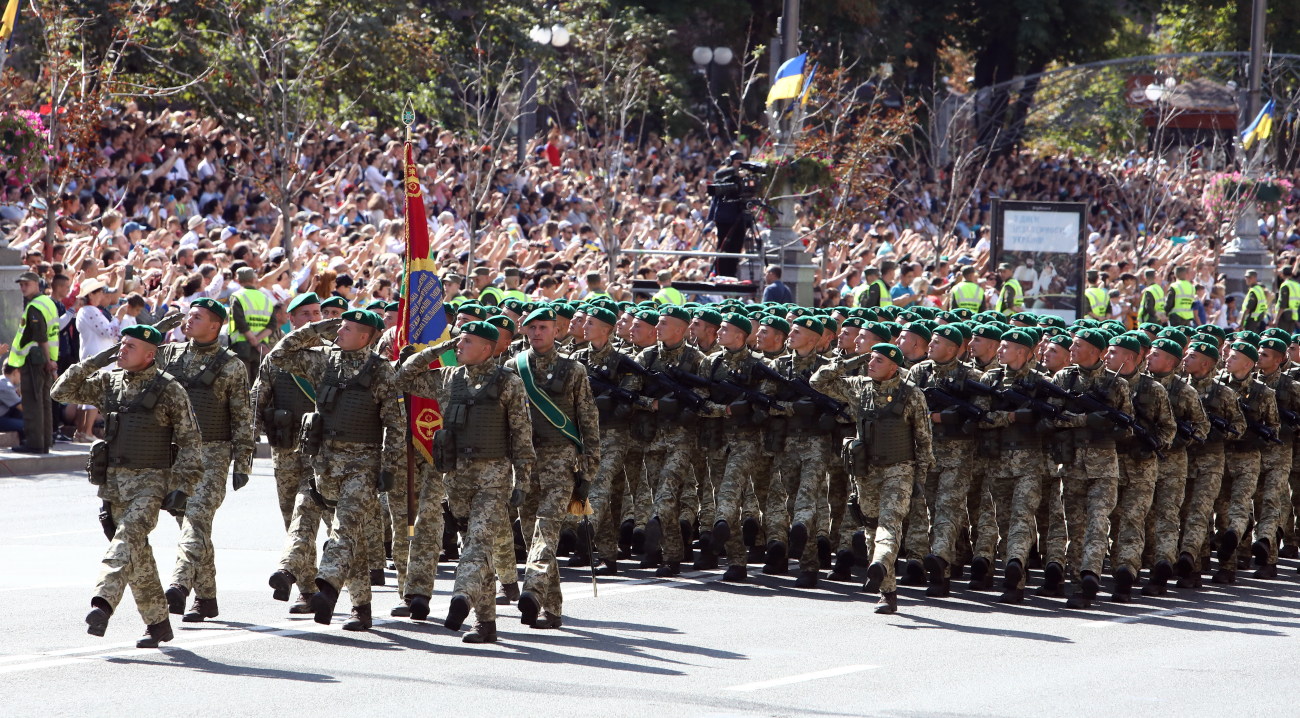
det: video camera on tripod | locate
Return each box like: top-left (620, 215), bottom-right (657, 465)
top-left (706, 160), bottom-right (772, 203)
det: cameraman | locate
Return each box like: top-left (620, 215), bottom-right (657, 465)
top-left (708, 151), bottom-right (748, 277)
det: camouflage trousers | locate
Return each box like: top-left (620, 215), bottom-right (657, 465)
top-left (1215, 450), bottom-right (1261, 540)
top-left (774, 433), bottom-right (829, 571)
top-left (976, 449), bottom-right (1047, 587)
top-left (909, 439), bottom-right (974, 566)
top-left (825, 458), bottom-right (849, 550)
top-left (644, 426), bottom-right (699, 564)
top-left (171, 442), bottom-right (231, 599)
top-left (1144, 450), bottom-right (1187, 567)
top-left (402, 460), bottom-right (447, 599)
top-left (855, 460), bottom-right (916, 594)
top-left (272, 446), bottom-right (313, 529)
top-left (1251, 443), bottom-right (1292, 564)
top-left (619, 448), bottom-right (652, 529)
top-left (1179, 448), bottom-right (1225, 572)
top-left (1036, 470), bottom-right (1067, 567)
top-left (449, 458), bottom-right (512, 623)
top-left (1061, 460), bottom-right (1119, 580)
top-left (384, 457), bottom-right (431, 596)
top-left (715, 431), bottom-right (781, 567)
top-left (523, 446), bottom-right (579, 617)
top-left (96, 491), bottom-right (168, 626)
top-left (588, 429), bottom-right (644, 561)
top-left (1282, 461), bottom-right (1300, 546)
top-left (278, 479), bottom-right (334, 596)
top-left (1110, 454), bottom-right (1158, 577)
top-left (689, 442), bottom-right (726, 531)
top-left (314, 441), bottom-right (382, 606)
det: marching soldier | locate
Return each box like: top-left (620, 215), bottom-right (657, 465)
top-left (53, 325), bottom-right (202, 648)
top-left (1215, 340), bottom-right (1277, 584)
top-left (1250, 335), bottom-right (1297, 578)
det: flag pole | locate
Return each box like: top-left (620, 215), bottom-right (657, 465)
top-left (401, 96), bottom-right (417, 543)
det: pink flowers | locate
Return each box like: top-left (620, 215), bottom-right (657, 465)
top-left (0, 111), bottom-right (49, 187)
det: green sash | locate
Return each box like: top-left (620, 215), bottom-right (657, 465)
top-left (292, 374), bottom-right (317, 401)
top-left (515, 352), bottom-right (583, 452)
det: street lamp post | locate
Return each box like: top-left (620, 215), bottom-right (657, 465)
top-left (692, 46), bottom-right (734, 126)
top-left (518, 24), bottom-right (571, 165)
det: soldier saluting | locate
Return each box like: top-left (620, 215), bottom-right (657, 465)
top-left (52, 324), bottom-right (203, 649)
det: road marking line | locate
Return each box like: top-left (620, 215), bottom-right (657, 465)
top-left (1084, 607), bottom-right (1192, 627)
top-left (4, 529), bottom-right (100, 540)
top-left (726, 664), bottom-right (878, 691)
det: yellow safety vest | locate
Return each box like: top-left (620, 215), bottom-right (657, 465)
top-left (586, 291), bottom-right (611, 301)
top-left (1276, 279), bottom-right (1300, 319)
top-left (1139, 283), bottom-right (1164, 323)
top-left (503, 288), bottom-right (529, 303)
top-left (9, 294), bottom-right (60, 367)
top-left (996, 278), bottom-right (1023, 314)
top-left (950, 281), bottom-right (983, 312)
top-left (653, 286), bottom-right (685, 305)
top-left (1084, 286), bottom-right (1109, 319)
top-left (478, 286), bottom-right (505, 306)
top-left (228, 287), bottom-right (273, 344)
top-left (1246, 284), bottom-right (1269, 322)
top-left (1170, 279), bottom-right (1195, 320)
top-left (853, 279), bottom-right (892, 308)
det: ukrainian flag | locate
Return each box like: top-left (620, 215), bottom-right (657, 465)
top-left (766, 53), bottom-right (808, 105)
top-left (0, 0), bottom-right (18, 42)
top-left (1242, 99), bottom-right (1276, 150)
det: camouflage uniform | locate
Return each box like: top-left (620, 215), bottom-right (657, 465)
top-left (1111, 371), bottom-right (1176, 583)
top-left (1283, 364), bottom-right (1300, 551)
top-left (1218, 372), bottom-right (1276, 554)
top-left (397, 346), bottom-right (535, 625)
top-left (811, 363), bottom-right (934, 597)
top-left (252, 340), bottom-right (320, 528)
top-left (1257, 367), bottom-right (1300, 566)
top-left (52, 358), bottom-right (203, 628)
top-left (267, 322), bottom-right (406, 615)
top-left (157, 339), bottom-right (255, 605)
top-left (1179, 374), bottom-right (1244, 575)
top-left (1145, 371), bottom-right (1209, 569)
top-left (766, 351), bottom-right (832, 573)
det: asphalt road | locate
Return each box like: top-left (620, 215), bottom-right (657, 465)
top-left (2, 459), bottom-right (1297, 717)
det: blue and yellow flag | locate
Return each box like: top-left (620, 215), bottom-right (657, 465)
top-left (799, 62), bottom-right (817, 106)
top-left (1242, 99), bottom-right (1276, 150)
top-left (766, 53), bottom-right (808, 105)
top-left (0, 0), bottom-right (18, 43)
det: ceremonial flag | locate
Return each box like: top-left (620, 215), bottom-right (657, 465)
top-left (766, 52), bottom-right (808, 105)
top-left (1242, 99), bottom-right (1276, 150)
top-left (799, 62), bottom-right (817, 106)
top-left (397, 141), bottom-right (455, 462)
top-left (0, 0), bottom-right (18, 43)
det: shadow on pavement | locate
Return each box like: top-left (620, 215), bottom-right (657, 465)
top-left (107, 647), bottom-right (340, 682)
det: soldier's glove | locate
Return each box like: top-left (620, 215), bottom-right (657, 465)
top-left (573, 476), bottom-right (591, 502)
top-left (1036, 418), bottom-right (1057, 435)
top-left (938, 408), bottom-right (962, 425)
top-left (88, 343), bottom-right (120, 369)
top-left (1085, 412), bottom-right (1111, 432)
top-left (154, 311), bottom-right (184, 335)
top-left (1013, 408), bottom-right (1037, 424)
top-left (231, 472), bottom-right (249, 491)
top-left (377, 470), bottom-right (395, 492)
top-left (398, 344), bottom-right (417, 363)
top-left (98, 501), bottom-right (117, 541)
top-left (509, 488), bottom-right (526, 508)
top-left (161, 489), bottom-right (189, 517)
top-left (312, 318), bottom-right (343, 340)
top-left (308, 480), bottom-right (328, 509)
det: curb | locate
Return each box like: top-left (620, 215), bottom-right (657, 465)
top-left (0, 442), bottom-right (273, 478)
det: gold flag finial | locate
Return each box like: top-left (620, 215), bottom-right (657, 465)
top-left (401, 95), bottom-right (415, 130)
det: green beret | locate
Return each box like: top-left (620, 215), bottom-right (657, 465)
top-left (1262, 328), bottom-right (1292, 343)
top-left (587, 307), bottom-right (617, 327)
top-left (901, 322), bottom-right (932, 342)
top-left (722, 313), bottom-right (753, 335)
top-left (933, 324), bottom-right (963, 346)
top-left (552, 303), bottom-right (577, 320)
top-left (341, 308), bottom-right (383, 331)
top-left (457, 303), bottom-right (488, 321)
top-left (635, 310), bottom-right (659, 326)
top-left (1155, 329), bottom-right (1188, 352)
top-left (287, 292), bottom-right (320, 313)
top-left (897, 311), bottom-right (920, 325)
top-left (1150, 337), bottom-right (1185, 357)
top-left (191, 297), bottom-right (227, 322)
top-left (972, 324), bottom-right (1003, 342)
top-left (385, 301), bottom-right (401, 313)
top-left (882, 321), bottom-right (902, 340)
top-left (483, 305), bottom-right (503, 317)
top-left (1021, 326), bottom-right (1044, 345)
top-left (1127, 331), bottom-right (1151, 349)
top-left (1230, 341), bottom-right (1259, 363)
top-left (952, 308), bottom-right (974, 322)
top-left (1048, 334), bottom-right (1073, 349)
top-left (660, 305), bottom-right (691, 324)
top-left (1188, 339), bottom-right (1220, 361)
top-left (501, 298), bottom-right (528, 315)
top-left (862, 322), bottom-right (891, 341)
top-left (1233, 330), bottom-right (1261, 348)
top-left (793, 316), bottom-right (823, 334)
top-left (365, 300), bottom-right (387, 312)
top-left (1109, 333), bottom-right (1142, 355)
top-left (1197, 324), bottom-right (1226, 342)
top-left (694, 308), bottom-right (724, 327)
top-left (1076, 329), bottom-right (1109, 352)
top-left (952, 322), bottom-right (973, 342)
top-left (1103, 320), bottom-right (1127, 334)
top-left (122, 324), bottom-right (164, 346)
top-left (872, 343), bottom-right (904, 366)
top-left (841, 317), bottom-right (866, 330)
top-left (759, 315), bottom-right (791, 335)
top-left (1292, 332), bottom-right (1300, 347)
top-left (460, 320), bottom-right (499, 343)
top-left (485, 314), bottom-right (516, 335)
top-left (320, 296), bottom-right (348, 311)
top-left (1260, 337), bottom-right (1288, 355)
top-left (1138, 322), bottom-right (1162, 335)
top-left (1009, 312), bottom-right (1038, 326)
top-left (879, 306), bottom-right (901, 319)
top-left (1001, 328), bottom-right (1036, 349)
top-left (937, 310), bottom-right (959, 324)
top-left (1039, 315), bottom-right (1067, 330)
top-left (522, 307), bottom-right (557, 325)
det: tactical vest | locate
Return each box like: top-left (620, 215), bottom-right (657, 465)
top-left (860, 386), bottom-right (915, 466)
top-left (102, 370), bottom-right (175, 469)
top-left (1195, 379), bottom-right (1230, 450)
top-left (273, 370), bottom-right (317, 419)
top-left (1230, 378), bottom-right (1268, 452)
top-left (444, 368), bottom-right (509, 459)
top-left (1125, 374), bottom-right (1162, 459)
top-left (989, 370), bottom-right (1041, 448)
top-left (319, 352), bottom-right (384, 444)
top-left (1062, 368), bottom-right (1116, 450)
top-left (167, 347), bottom-right (235, 442)
top-left (528, 358), bottom-right (579, 448)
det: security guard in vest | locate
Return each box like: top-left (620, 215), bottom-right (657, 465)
top-left (159, 297), bottom-right (255, 624)
top-left (948, 266), bottom-right (984, 313)
top-left (397, 320), bottom-right (535, 643)
top-left (652, 270), bottom-right (685, 305)
top-left (1083, 270), bottom-right (1110, 321)
top-left (53, 324), bottom-right (204, 649)
top-left (269, 309), bottom-right (407, 632)
top-left (585, 271), bottom-right (612, 301)
top-left (8, 271), bottom-right (59, 453)
top-left (995, 263), bottom-right (1024, 315)
top-left (1164, 266), bottom-right (1196, 326)
top-left (1242, 269), bottom-right (1270, 334)
top-left (1274, 266), bottom-right (1300, 333)
top-left (258, 292), bottom-right (330, 614)
top-left (502, 267), bottom-right (529, 303)
top-left (228, 267), bottom-right (274, 381)
top-left (853, 266), bottom-right (892, 309)
top-left (1137, 268), bottom-right (1166, 325)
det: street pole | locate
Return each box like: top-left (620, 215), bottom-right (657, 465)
top-left (1248, 0), bottom-right (1266, 122)
top-left (770, 0), bottom-right (816, 304)
top-left (517, 57), bottom-right (537, 165)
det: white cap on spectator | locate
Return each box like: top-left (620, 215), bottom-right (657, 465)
top-left (187, 215), bottom-right (206, 230)
top-left (220, 226), bottom-right (241, 242)
top-left (269, 246), bottom-right (285, 259)
top-left (302, 223), bottom-right (320, 236)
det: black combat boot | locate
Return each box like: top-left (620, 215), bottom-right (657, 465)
top-left (463, 620), bottom-right (497, 644)
top-left (532, 611), bottom-right (563, 629)
top-left (444, 594), bottom-right (470, 631)
top-left (680, 519), bottom-right (695, 563)
top-left (1217, 529), bottom-right (1239, 563)
top-left (85, 597), bottom-right (112, 637)
top-left (182, 597), bottom-right (219, 623)
top-left (761, 540), bottom-right (788, 575)
top-left (1142, 560), bottom-right (1173, 596)
top-left (1252, 537), bottom-right (1271, 566)
top-left (1065, 573), bottom-right (1099, 609)
top-left (851, 530), bottom-right (871, 564)
top-left (558, 528), bottom-right (577, 558)
top-left (722, 565), bottom-right (747, 582)
top-left (517, 590), bottom-right (541, 626)
top-left (1111, 567), bottom-right (1136, 603)
top-left (817, 537), bottom-right (833, 569)
top-left (1035, 561), bottom-right (1065, 598)
top-left (1254, 563), bottom-right (1278, 579)
top-left (369, 568), bottom-right (386, 587)
top-left (794, 570), bottom-right (819, 588)
top-left (828, 550), bottom-right (855, 582)
top-left (788, 522), bottom-right (809, 561)
top-left (631, 526), bottom-right (646, 555)
top-left (863, 561), bottom-right (886, 594)
top-left (495, 582), bottom-right (521, 605)
top-left (643, 516), bottom-right (663, 560)
top-left (924, 554), bottom-right (951, 597)
top-left (967, 557), bottom-right (993, 591)
top-left (898, 558), bottom-right (926, 586)
top-left (310, 579), bottom-right (339, 625)
top-left (693, 533), bottom-right (719, 570)
top-left (875, 591), bottom-right (898, 614)
top-left (409, 595), bottom-right (431, 621)
top-left (391, 599), bottom-right (411, 618)
top-left (656, 561), bottom-right (681, 578)
top-left (165, 584), bottom-right (189, 615)
top-left (619, 519), bottom-right (636, 556)
top-left (742, 517), bottom-right (760, 548)
top-left (136, 618), bottom-right (174, 648)
top-left (289, 593), bottom-right (313, 614)
top-left (712, 519), bottom-right (731, 546)
top-left (269, 569), bottom-right (295, 602)
top-left (594, 558), bottom-right (619, 576)
top-left (343, 604), bottom-right (372, 632)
